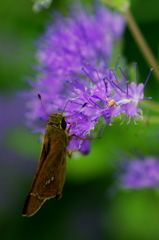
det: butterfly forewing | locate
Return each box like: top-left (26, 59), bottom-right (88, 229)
top-left (34, 143), bottom-right (67, 198)
top-left (23, 114), bottom-right (68, 217)
top-left (23, 193), bottom-right (46, 217)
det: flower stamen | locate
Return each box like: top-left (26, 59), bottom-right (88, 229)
top-left (106, 98), bottom-right (117, 108)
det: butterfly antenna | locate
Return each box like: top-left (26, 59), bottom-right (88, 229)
top-left (37, 94), bottom-right (51, 117)
top-left (61, 100), bottom-right (71, 115)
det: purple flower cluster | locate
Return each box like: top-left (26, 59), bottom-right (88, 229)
top-left (22, 3), bottom-right (152, 153)
top-left (36, 4), bottom-right (125, 72)
top-left (119, 157), bottom-right (159, 189)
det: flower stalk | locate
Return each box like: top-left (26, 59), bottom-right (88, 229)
top-left (100, 0), bottom-right (159, 82)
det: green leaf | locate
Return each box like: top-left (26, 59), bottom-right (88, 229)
top-left (112, 0), bottom-right (130, 11)
top-left (100, 0), bottom-right (130, 12)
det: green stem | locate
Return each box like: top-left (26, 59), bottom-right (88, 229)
top-left (100, 0), bottom-right (159, 82)
top-left (125, 8), bottom-right (159, 82)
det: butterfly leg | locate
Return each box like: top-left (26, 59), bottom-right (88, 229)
top-left (67, 149), bottom-right (79, 158)
top-left (68, 134), bottom-right (100, 141)
top-left (67, 134), bottom-right (100, 157)
top-left (55, 193), bottom-right (62, 200)
top-left (66, 122), bottom-right (77, 133)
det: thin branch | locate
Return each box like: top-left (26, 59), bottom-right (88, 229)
top-left (100, 0), bottom-right (159, 82)
top-left (125, 8), bottom-right (159, 82)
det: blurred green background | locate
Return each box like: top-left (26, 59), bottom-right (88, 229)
top-left (1, 0), bottom-right (159, 239)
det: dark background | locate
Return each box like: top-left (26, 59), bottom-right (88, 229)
top-left (1, 0), bottom-right (159, 239)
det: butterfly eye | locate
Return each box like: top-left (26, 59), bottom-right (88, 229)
top-left (61, 118), bottom-right (67, 130)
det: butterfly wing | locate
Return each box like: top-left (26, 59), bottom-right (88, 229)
top-left (23, 129), bottom-right (67, 217)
